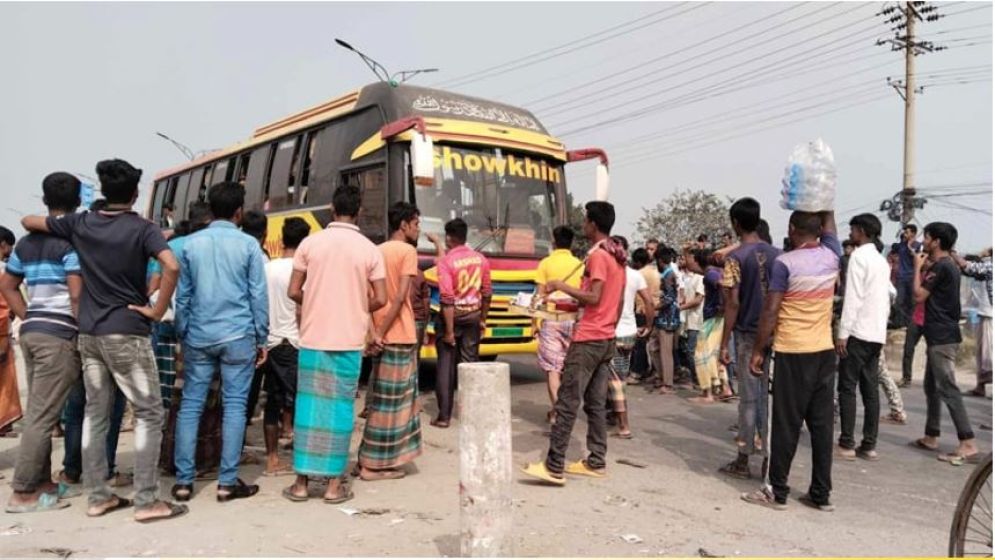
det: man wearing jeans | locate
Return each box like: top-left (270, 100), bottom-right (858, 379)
top-left (173, 182), bottom-right (269, 503)
top-left (718, 198), bottom-right (780, 481)
top-left (835, 214), bottom-right (891, 462)
top-left (912, 222), bottom-right (979, 463)
top-left (522, 201), bottom-right (627, 484)
top-left (22, 159), bottom-right (183, 522)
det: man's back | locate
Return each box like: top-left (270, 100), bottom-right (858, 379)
top-left (5, 233), bottom-right (79, 338)
top-left (722, 241), bottom-right (781, 334)
top-left (770, 233), bottom-right (841, 354)
top-left (45, 210), bottom-right (168, 336)
top-left (176, 221), bottom-right (268, 348)
top-left (839, 243), bottom-right (892, 344)
top-left (536, 249), bottom-right (584, 301)
top-left (265, 257), bottom-right (298, 348)
top-left (373, 239), bottom-right (418, 345)
top-left (637, 264), bottom-right (661, 315)
top-left (294, 223), bottom-right (385, 351)
top-left (438, 244), bottom-right (492, 312)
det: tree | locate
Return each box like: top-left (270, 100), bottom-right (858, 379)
top-left (635, 189), bottom-right (732, 249)
top-left (566, 193), bottom-right (591, 255)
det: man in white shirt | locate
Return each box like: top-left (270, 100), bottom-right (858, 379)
top-left (609, 237), bottom-right (653, 439)
top-left (259, 217), bottom-right (310, 476)
top-left (678, 255), bottom-right (705, 392)
top-left (835, 214), bottom-right (892, 462)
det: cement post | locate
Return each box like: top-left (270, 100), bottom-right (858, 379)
top-left (458, 361), bottom-right (513, 558)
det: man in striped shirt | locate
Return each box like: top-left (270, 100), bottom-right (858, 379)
top-left (1, 172), bottom-right (82, 513)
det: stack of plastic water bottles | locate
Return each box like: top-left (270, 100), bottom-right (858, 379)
top-left (780, 138), bottom-right (837, 212)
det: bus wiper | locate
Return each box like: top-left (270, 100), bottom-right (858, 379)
top-left (474, 202), bottom-right (512, 253)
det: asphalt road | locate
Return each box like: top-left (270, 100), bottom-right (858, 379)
top-left (0, 346), bottom-right (991, 557)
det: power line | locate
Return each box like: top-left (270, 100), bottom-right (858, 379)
top-left (535, 2), bottom-right (866, 116)
top-left (522, 2), bottom-right (818, 108)
top-left (435, 3), bottom-right (707, 89)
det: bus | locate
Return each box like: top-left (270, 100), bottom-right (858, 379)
top-left (148, 82), bottom-right (609, 359)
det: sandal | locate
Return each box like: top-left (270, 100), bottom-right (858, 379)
top-left (521, 462), bottom-right (566, 486)
top-left (741, 488), bottom-right (787, 510)
top-left (718, 460), bottom-right (752, 480)
top-left (565, 460), bottom-right (607, 478)
top-left (611, 431), bottom-right (634, 440)
top-left (135, 501), bottom-right (188, 524)
top-left (86, 495), bottom-right (133, 518)
top-left (910, 438), bottom-right (939, 451)
top-left (282, 486), bottom-right (309, 502)
top-left (430, 418), bottom-right (450, 429)
top-left (217, 478), bottom-right (259, 502)
top-left (322, 490), bottom-right (355, 505)
top-left (5, 492), bottom-right (70, 514)
top-left (171, 483), bottom-right (193, 502)
top-left (938, 452), bottom-right (982, 466)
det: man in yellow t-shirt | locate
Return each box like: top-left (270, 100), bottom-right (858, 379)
top-left (533, 226), bottom-right (584, 423)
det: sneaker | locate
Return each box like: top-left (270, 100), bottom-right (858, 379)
top-left (798, 493), bottom-right (835, 512)
top-left (834, 446), bottom-right (856, 461)
top-left (741, 488), bottom-right (787, 510)
top-left (856, 448), bottom-right (880, 462)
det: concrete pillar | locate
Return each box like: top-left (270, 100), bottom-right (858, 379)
top-left (458, 361), bottom-right (513, 558)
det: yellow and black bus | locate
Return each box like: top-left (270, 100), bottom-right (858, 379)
top-left (148, 82), bottom-right (608, 358)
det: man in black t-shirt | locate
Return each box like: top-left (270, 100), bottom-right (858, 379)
top-left (911, 222), bottom-right (978, 463)
top-left (22, 159), bottom-right (187, 523)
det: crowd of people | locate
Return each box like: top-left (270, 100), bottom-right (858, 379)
top-left (0, 157), bottom-right (989, 521)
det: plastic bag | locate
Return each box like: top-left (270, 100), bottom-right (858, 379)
top-left (780, 138), bottom-right (837, 212)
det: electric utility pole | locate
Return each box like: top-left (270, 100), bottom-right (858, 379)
top-left (877, 1), bottom-right (946, 225)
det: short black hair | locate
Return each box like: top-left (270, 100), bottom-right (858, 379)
top-left (656, 246), bottom-right (675, 266)
top-left (697, 233), bottom-right (708, 243)
top-left (0, 226), bottom-right (14, 247)
top-left (757, 219), bottom-right (772, 244)
top-left (332, 185), bottom-right (362, 218)
top-left (552, 225), bottom-right (574, 250)
top-left (42, 172), bottom-right (81, 213)
top-left (611, 235), bottom-right (629, 252)
top-left (693, 249), bottom-right (711, 270)
top-left (90, 199), bottom-right (107, 212)
top-left (445, 218), bottom-right (468, 244)
top-left (849, 213), bottom-right (882, 240)
top-left (924, 222), bottom-right (958, 251)
top-left (904, 223), bottom-right (918, 234)
top-left (789, 211), bottom-right (822, 238)
top-left (188, 201), bottom-right (212, 231)
top-left (208, 181), bottom-right (245, 220)
top-left (387, 201), bottom-right (420, 233)
top-left (729, 197), bottom-right (761, 233)
top-left (632, 248), bottom-right (651, 268)
top-left (584, 201), bottom-right (615, 234)
top-left (842, 239), bottom-right (855, 249)
top-left (241, 210), bottom-right (268, 241)
top-left (282, 217), bottom-right (310, 249)
top-left (172, 221), bottom-right (191, 238)
top-left (646, 238), bottom-right (659, 245)
top-left (96, 159), bottom-right (142, 204)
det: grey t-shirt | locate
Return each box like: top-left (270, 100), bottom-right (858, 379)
top-left (46, 210), bottom-right (169, 336)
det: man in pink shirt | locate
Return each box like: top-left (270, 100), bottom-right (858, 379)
top-left (432, 218), bottom-right (492, 428)
top-left (523, 201), bottom-right (627, 484)
top-left (283, 186), bottom-right (387, 504)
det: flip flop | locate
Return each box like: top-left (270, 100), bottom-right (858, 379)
top-left (135, 502), bottom-right (188, 524)
top-left (5, 492), bottom-right (70, 514)
top-left (262, 465), bottom-right (295, 477)
top-left (86, 495), bottom-right (133, 518)
top-left (282, 486), bottom-right (309, 503)
top-left (611, 431), bottom-right (634, 440)
top-left (322, 490), bottom-right (355, 505)
top-left (938, 452), bottom-right (983, 466)
top-left (910, 438), bottom-right (940, 451)
top-left (520, 462), bottom-right (566, 486)
top-left (565, 460), bottom-right (607, 478)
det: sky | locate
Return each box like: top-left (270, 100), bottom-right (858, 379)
top-left (1, 1), bottom-right (991, 251)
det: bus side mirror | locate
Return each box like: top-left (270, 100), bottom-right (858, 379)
top-left (411, 133), bottom-right (434, 187)
top-left (595, 163), bottom-right (610, 202)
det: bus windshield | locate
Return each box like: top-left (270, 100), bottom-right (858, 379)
top-left (413, 145), bottom-right (563, 258)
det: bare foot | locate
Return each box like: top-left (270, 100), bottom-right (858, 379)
top-left (689, 395), bottom-right (715, 404)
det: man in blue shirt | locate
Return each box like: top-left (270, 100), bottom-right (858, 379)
top-left (172, 182), bottom-right (268, 503)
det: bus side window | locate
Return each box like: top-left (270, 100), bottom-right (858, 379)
top-left (342, 165), bottom-right (387, 243)
top-left (236, 152), bottom-right (252, 185)
top-left (267, 138), bottom-right (297, 210)
top-left (298, 131), bottom-right (318, 205)
top-left (151, 180), bottom-right (168, 224)
top-left (198, 164), bottom-right (214, 202)
top-left (244, 146), bottom-right (270, 211)
top-left (172, 172), bottom-right (193, 220)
